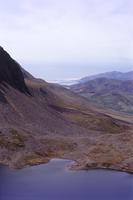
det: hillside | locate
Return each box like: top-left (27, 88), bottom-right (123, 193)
top-left (70, 78), bottom-right (133, 114)
top-left (0, 47), bottom-right (133, 172)
top-left (70, 78), bottom-right (133, 94)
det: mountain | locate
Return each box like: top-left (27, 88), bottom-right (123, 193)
top-left (79, 71), bottom-right (133, 83)
top-left (52, 71), bottom-right (133, 86)
top-left (70, 78), bottom-right (133, 94)
top-left (0, 47), bottom-right (133, 172)
top-left (70, 78), bottom-right (133, 114)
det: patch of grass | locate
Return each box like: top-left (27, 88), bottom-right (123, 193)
top-left (63, 112), bottom-right (127, 133)
top-left (82, 93), bottom-right (133, 114)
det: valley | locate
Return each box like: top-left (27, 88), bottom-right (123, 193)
top-left (0, 47), bottom-right (133, 173)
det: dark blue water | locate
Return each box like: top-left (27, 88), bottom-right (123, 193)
top-left (0, 159), bottom-right (133, 200)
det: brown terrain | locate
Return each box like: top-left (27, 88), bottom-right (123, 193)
top-left (0, 46), bottom-right (133, 172)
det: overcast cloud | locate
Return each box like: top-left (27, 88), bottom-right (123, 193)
top-left (0, 0), bottom-right (133, 80)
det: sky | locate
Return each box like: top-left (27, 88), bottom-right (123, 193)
top-left (0, 0), bottom-right (133, 80)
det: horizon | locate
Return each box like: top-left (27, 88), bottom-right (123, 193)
top-left (21, 61), bottom-right (133, 81)
top-left (0, 0), bottom-right (133, 79)
top-left (18, 58), bottom-right (133, 80)
top-left (48, 70), bottom-right (133, 82)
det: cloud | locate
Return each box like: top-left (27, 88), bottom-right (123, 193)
top-left (0, 0), bottom-right (132, 78)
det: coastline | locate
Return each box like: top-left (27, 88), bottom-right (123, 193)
top-left (1, 156), bottom-right (133, 174)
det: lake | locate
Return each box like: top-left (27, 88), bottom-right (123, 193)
top-left (0, 159), bottom-right (133, 200)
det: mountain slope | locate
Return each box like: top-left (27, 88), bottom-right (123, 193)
top-left (0, 47), bottom-right (133, 172)
top-left (70, 78), bottom-right (133, 114)
top-left (70, 78), bottom-right (133, 94)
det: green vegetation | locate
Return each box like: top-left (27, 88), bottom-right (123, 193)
top-left (82, 93), bottom-right (133, 114)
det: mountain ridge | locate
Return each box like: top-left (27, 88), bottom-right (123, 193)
top-left (70, 78), bottom-right (133, 94)
top-left (79, 71), bottom-right (133, 83)
top-left (51, 71), bottom-right (133, 86)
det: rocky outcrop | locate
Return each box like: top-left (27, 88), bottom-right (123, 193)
top-left (0, 47), bottom-right (30, 96)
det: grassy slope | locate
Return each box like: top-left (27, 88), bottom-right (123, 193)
top-left (82, 93), bottom-right (133, 114)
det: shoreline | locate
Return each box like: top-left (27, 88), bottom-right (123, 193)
top-left (1, 156), bottom-right (133, 174)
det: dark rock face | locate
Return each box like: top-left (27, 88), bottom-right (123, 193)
top-left (0, 90), bottom-right (7, 103)
top-left (0, 47), bottom-right (30, 95)
top-left (21, 67), bottom-right (34, 80)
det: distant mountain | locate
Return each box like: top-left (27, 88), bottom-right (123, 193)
top-left (70, 78), bottom-right (133, 114)
top-left (79, 71), bottom-right (133, 83)
top-left (70, 78), bottom-right (133, 94)
top-left (52, 71), bottom-right (133, 86)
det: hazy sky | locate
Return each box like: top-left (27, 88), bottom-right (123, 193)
top-left (0, 0), bottom-right (133, 80)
